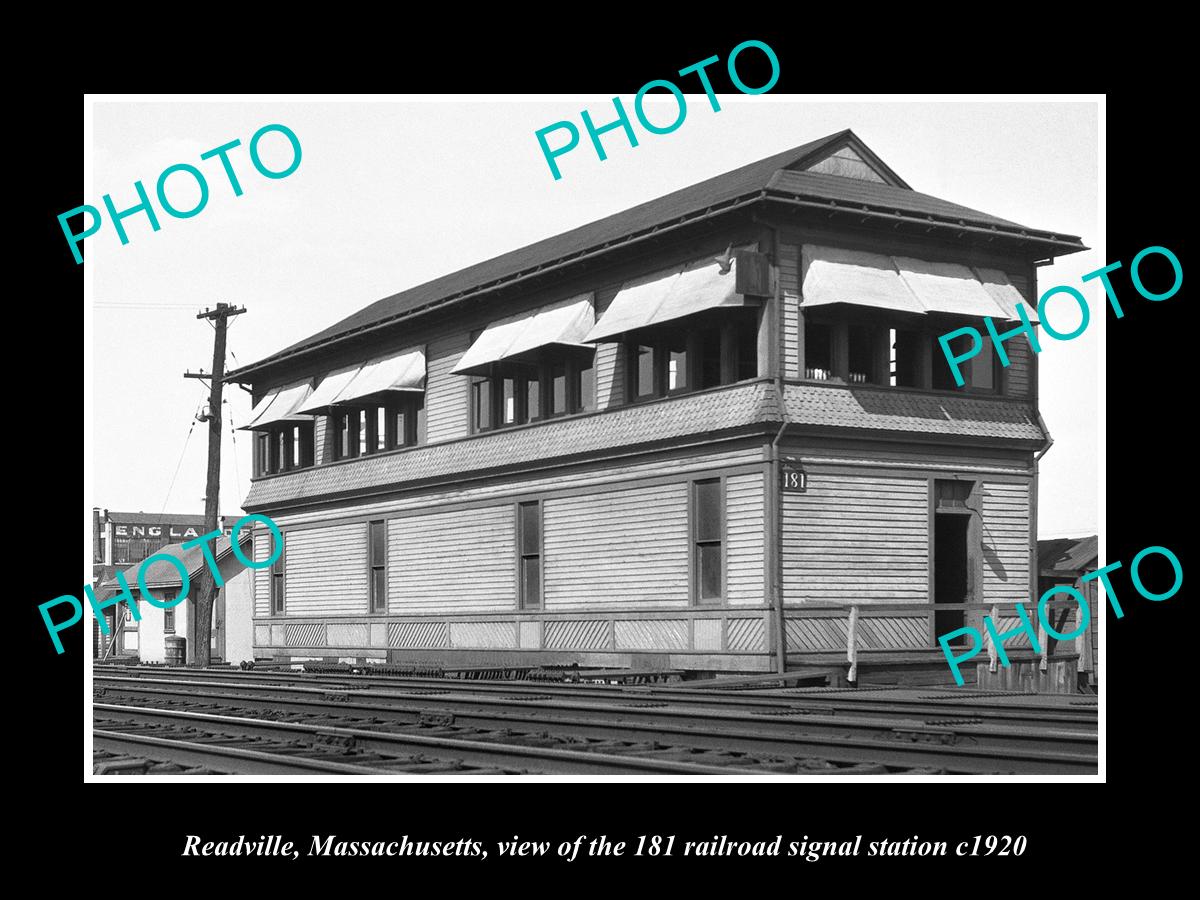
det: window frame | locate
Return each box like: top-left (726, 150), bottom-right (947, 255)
top-left (802, 313), bottom-right (1008, 397)
top-left (269, 542), bottom-right (286, 615)
top-left (516, 500), bottom-right (543, 610)
top-left (471, 355), bottom-right (595, 435)
top-left (254, 422), bottom-right (315, 476)
top-left (331, 396), bottom-right (425, 461)
top-left (690, 477), bottom-right (726, 606)
top-left (368, 519), bottom-right (388, 614)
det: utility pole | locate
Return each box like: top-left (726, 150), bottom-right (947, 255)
top-left (184, 302), bottom-right (246, 666)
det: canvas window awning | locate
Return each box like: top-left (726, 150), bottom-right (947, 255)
top-left (584, 254), bottom-right (754, 344)
top-left (973, 267), bottom-right (1040, 324)
top-left (801, 245), bottom-right (924, 315)
top-left (801, 246), bottom-right (1031, 321)
top-left (297, 347), bottom-right (426, 414)
top-left (451, 293), bottom-right (594, 376)
top-left (240, 381), bottom-right (314, 431)
top-left (892, 256), bottom-right (1010, 319)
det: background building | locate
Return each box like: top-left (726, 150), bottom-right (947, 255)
top-left (92, 508), bottom-right (235, 660)
top-left (1038, 535), bottom-right (1099, 689)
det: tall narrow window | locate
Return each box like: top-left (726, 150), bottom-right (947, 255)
top-left (848, 324), bottom-right (877, 385)
top-left (693, 479), bottom-right (723, 603)
top-left (630, 344), bottom-right (655, 400)
top-left (550, 363), bottom-right (568, 415)
top-left (374, 407), bottom-right (387, 452)
top-left (666, 335), bottom-right (689, 392)
top-left (526, 376), bottom-right (542, 421)
top-left (893, 329), bottom-right (922, 387)
top-left (697, 327), bottom-right (721, 389)
top-left (369, 520), bottom-right (387, 613)
top-left (501, 377), bottom-right (518, 425)
top-left (735, 315), bottom-right (759, 381)
top-left (270, 546), bottom-right (285, 615)
top-left (472, 376), bottom-right (494, 430)
top-left (163, 607), bottom-right (175, 634)
top-left (578, 359), bottom-right (595, 412)
top-left (518, 501), bottom-right (541, 609)
top-left (255, 433), bottom-right (268, 476)
top-left (805, 321), bottom-right (833, 380)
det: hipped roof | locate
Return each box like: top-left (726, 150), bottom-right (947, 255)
top-left (229, 129), bottom-right (1086, 381)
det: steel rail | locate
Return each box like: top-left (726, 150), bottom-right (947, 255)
top-left (96, 668), bottom-right (1098, 730)
top-left (96, 680), bottom-right (1097, 775)
top-left (95, 704), bottom-right (803, 776)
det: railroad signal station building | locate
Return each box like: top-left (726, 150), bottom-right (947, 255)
top-left (229, 130), bottom-right (1087, 681)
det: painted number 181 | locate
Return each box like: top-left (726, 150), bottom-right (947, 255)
top-left (634, 835), bottom-right (675, 856)
top-left (782, 467), bottom-right (807, 492)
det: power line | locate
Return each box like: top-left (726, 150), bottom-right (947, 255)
top-left (95, 303), bottom-right (201, 310)
top-left (223, 397), bottom-right (243, 502)
top-left (159, 404), bottom-right (201, 517)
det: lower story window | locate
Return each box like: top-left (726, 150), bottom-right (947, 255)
top-left (693, 479), bottom-right (724, 604)
top-left (270, 549), bottom-right (285, 615)
top-left (163, 608), bottom-right (175, 634)
top-left (518, 501), bottom-right (542, 609)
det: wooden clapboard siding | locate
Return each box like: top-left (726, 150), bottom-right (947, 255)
top-left (981, 481), bottom-right (1031, 607)
top-left (253, 529), bottom-right (271, 617)
top-left (312, 415), bottom-right (329, 466)
top-left (282, 522), bottom-right (369, 616)
top-left (543, 483), bottom-right (689, 608)
top-left (726, 472), bottom-right (765, 605)
top-left (388, 506), bottom-right (515, 613)
top-left (780, 242), bottom-right (801, 378)
top-left (594, 285), bottom-right (623, 410)
top-left (424, 331), bottom-right (470, 443)
top-left (804, 147), bottom-right (886, 183)
top-left (1008, 270), bottom-right (1032, 303)
top-left (782, 473), bottom-right (929, 604)
top-left (269, 446), bottom-right (764, 528)
top-left (788, 437), bottom-right (1033, 474)
top-left (1005, 269), bottom-right (1035, 399)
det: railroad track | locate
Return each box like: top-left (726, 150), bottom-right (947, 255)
top-left (94, 674), bottom-right (1097, 775)
top-left (95, 666), bottom-right (1098, 731)
top-left (93, 703), bottom-right (920, 775)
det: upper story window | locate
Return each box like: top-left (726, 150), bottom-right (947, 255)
top-left (243, 381), bottom-right (317, 477)
top-left (254, 422), bottom-right (316, 476)
top-left (800, 244), bottom-right (1027, 396)
top-left (454, 293), bottom-right (597, 433)
top-left (469, 356), bottom-right (594, 432)
top-left (624, 308), bottom-right (759, 403)
top-left (296, 347), bottom-right (427, 464)
top-left (331, 396), bottom-right (426, 461)
top-left (804, 314), bottom-right (1002, 394)
top-left (587, 250), bottom-right (766, 404)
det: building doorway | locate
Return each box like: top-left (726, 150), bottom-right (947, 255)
top-left (933, 479), bottom-right (975, 646)
top-left (934, 514), bottom-right (969, 641)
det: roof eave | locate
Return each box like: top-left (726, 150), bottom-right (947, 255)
top-left (762, 191), bottom-right (1088, 256)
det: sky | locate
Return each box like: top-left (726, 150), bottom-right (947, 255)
top-left (88, 97), bottom-right (1100, 539)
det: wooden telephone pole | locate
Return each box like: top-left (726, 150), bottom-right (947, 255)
top-left (184, 302), bottom-right (246, 666)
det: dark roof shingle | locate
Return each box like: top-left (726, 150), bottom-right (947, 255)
top-left (244, 381), bottom-right (781, 508)
top-left (242, 381), bottom-right (1047, 509)
top-left (783, 383), bottom-right (1046, 441)
top-left (1038, 535), bottom-right (1098, 575)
